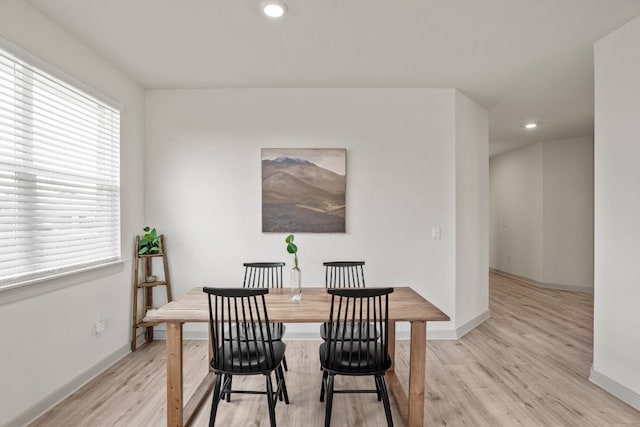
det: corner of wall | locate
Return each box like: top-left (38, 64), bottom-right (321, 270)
top-left (453, 91), bottom-right (490, 331)
top-left (427, 310), bottom-right (490, 340)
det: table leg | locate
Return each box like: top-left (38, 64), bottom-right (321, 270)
top-left (167, 322), bottom-right (184, 427)
top-left (408, 320), bottom-right (426, 427)
top-left (387, 320), bottom-right (396, 372)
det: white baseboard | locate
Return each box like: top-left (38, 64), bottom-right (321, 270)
top-left (3, 344), bottom-right (130, 427)
top-left (589, 366), bottom-right (640, 410)
top-left (490, 268), bottom-right (593, 294)
top-left (456, 310), bottom-right (491, 339)
top-left (427, 310), bottom-right (490, 340)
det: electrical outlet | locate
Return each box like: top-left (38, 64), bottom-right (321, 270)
top-left (432, 226), bottom-right (441, 240)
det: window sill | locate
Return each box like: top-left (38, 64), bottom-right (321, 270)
top-left (0, 259), bottom-right (128, 306)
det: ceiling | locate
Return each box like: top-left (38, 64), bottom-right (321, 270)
top-left (26, 0), bottom-right (640, 157)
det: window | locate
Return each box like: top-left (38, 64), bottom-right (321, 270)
top-left (0, 47), bottom-right (121, 289)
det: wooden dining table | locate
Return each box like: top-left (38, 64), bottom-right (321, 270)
top-left (144, 286), bottom-right (449, 427)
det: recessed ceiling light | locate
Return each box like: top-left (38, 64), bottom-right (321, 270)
top-left (262, 0), bottom-right (287, 18)
top-left (525, 123), bottom-right (537, 129)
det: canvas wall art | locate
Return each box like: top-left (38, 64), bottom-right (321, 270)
top-left (262, 148), bottom-right (346, 233)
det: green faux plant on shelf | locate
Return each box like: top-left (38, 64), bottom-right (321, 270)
top-left (285, 234), bottom-right (299, 269)
top-left (138, 226), bottom-right (161, 255)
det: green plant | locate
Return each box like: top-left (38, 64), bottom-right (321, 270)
top-left (285, 234), bottom-right (299, 269)
top-left (138, 226), bottom-right (161, 255)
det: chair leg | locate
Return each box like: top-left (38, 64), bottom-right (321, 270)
top-left (375, 376), bottom-right (382, 401)
top-left (209, 374), bottom-right (223, 427)
top-left (275, 368), bottom-right (283, 401)
top-left (277, 364), bottom-right (290, 404)
top-left (223, 374), bottom-right (232, 402)
top-left (376, 375), bottom-right (394, 427)
top-left (319, 369), bottom-right (329, 402)
top-left (265, 373), bottom-right (277, 427)
top-left (324, 374), bottom-right (335, 427)
top-left (282, 354), bottom-right (288, 371)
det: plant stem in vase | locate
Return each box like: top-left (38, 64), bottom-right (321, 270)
top-left (286, 234), bottom-right (302, 301)
top-left (291, 264), bottom-right (302, 301)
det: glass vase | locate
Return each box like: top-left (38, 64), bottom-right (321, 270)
top-left (291, 267), bottom-right (302, 301)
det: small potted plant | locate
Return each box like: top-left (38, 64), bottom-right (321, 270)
top-left (138, 226), bottom-right (161, 255)
top-left (286, 234), bottom-right (302, 300)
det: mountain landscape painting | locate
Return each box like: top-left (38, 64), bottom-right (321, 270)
top-left (262, 148), bottom-right (346, 233)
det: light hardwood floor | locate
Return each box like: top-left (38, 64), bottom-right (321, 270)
top-left (30, 273), bottom-right (640, 426)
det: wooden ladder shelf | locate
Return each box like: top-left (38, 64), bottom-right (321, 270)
top-left (131, 234), bottom-right (173, 351)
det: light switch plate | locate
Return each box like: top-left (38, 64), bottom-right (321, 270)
top-left (94, 320), bottom-right (106, 334)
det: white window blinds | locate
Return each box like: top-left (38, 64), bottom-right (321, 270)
top-left (0, 47), bottom-right (121, 289)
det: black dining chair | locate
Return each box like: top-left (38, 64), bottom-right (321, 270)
top-left (204, 287), bottom-right (289, 427)
top-left (319, 287), bottom-right (394, 427)
top-left (320, 261), bottom-right (366, 339)
top-left (244, 262), bottom-right (285, 289)
top-left (243, 262), bottom-right (287, 370)
top-left (324, 261), bottom-right (366, 288)
top-left (320, 261), bottom-right (380, 395)
top-left (223, 262), bottom-right (288, 402)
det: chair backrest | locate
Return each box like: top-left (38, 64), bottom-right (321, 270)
top-left (324, 287), bottom-right (393, 372)
top-left (203, 287), bottom-right (275, 371)
top-left (243, 262), bottom-right (285, 288)
top-left (323, 261), bottom-right (366, 288)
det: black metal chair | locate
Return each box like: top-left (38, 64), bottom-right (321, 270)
top-left (319, 287), bottom-right (394, 426)
top-left (204, 287), bottom-right (289, 427)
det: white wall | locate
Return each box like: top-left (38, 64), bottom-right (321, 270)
top-left (489, 137), bottom-right (593, 291)
top-left (592, 14), bottom-right (640, 409)
top-left (490, 143), bottom-right (544, 280)
top-left (0, 2), bottom-right (145, 425)
top-left (145, 88), bottom-right (488, 338)
top-left (455, 92), bottom-right (490, 329)
top-left (542, 137), bottom-right (594, 287)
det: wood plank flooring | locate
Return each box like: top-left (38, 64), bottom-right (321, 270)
top-left (30, 273), bottom-right (640, 426)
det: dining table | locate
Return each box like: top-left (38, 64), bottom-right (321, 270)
top-left (144, 286), bottom-right (449, 427)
